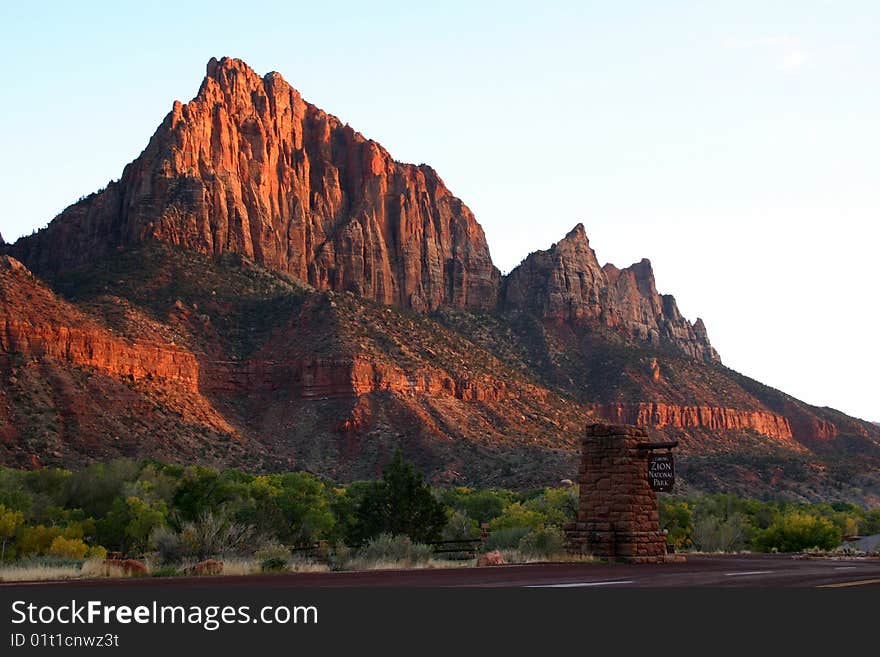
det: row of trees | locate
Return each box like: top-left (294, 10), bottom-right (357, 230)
top-left (0, 452), bottom-right (451, 561)
top-left (659, 494), bottom-right (880, 553)
top-left (0, 457), bottom-right (877, 563)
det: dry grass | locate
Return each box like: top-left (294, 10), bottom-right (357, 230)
top-left (210, 558), bottom-right (257, 576)
top-left (0, 559), bottom-right (149, 583)
top-left (0, 553), bottom-right (600, 582)
top-left (288, 560), bottom-right (332, 573)
top-left (339, 558), bottom-right (473, 572)
top-left (0, 564), bottom-right (81, 582)
top-left (499, 550), bottom-right (600, 564)
top-left (189, 558), bottom-right (331, 576)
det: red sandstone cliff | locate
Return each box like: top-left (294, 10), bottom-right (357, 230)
top-left (585, 402), bottom-right (795, 444)
top-left (9, 57), bottom-right (500, 312)
top-left (504, 224), bottom-right (719, 361)
top-left (0, 256), bottom-right (199, 390)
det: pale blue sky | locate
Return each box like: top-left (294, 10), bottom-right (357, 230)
top-left (2, 1), bottom-right (878, 420)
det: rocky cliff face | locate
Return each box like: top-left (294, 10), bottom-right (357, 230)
top-left (504, 224), bottom-right (719, 361)
top-left (0, 256), bottom-right (199, 390)
top-left (9, 57), bottom-right (500, 312)
top-left (585, 402), bottom-right (795, 444)
top-left (503, 224), bottom-right (612, 323)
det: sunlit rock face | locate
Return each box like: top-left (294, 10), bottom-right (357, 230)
top-left (9, 57), bottom-right (500, 312)
top-left (504, 224), bottom-right (720, 362)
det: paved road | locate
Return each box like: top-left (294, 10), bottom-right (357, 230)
top-left (5, 554), bottom-right (880, 588)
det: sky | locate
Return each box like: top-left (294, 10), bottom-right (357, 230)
top-left (1, 1), bottom-right (878, 421)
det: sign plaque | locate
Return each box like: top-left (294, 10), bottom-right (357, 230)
top-left (648, 453), bottom-right (674, 492)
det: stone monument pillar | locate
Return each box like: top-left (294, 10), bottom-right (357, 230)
top-left (564, 422), bottom-right (677, 563)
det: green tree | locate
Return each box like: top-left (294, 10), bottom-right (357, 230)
top-left (62, 460), bottom-right (139, 518)
top-left (862, 509), bottom-right (880, 535)
top-left (124, 497), bottom-right (167, 551)
top-left (171, 467), bottom-right (250, 521)
top-left (97, 496), bottom-right (167, 553)
top-left (754, 511), bottom-right (841, 553)
top-left (440, 487), bottom-right (514, 524)
top-left (353, 451), bottom-right (447, 543)
top-left (487, 502), bottom-right (546, 532)
top-left (268, 473), bottom-right (335, 544)
top-left (236, 473), bottom-right (336, 545)
top-left (0, 469), bottom-right (33, 516)
top-left (0, 504), bottom-right (24, 561)
top-left (659, 500), bottom-right (693, 549)
top-left (523, 487), bottom-right (578, 526)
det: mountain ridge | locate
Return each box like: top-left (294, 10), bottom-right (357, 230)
top-left (2, 56), bottom-right (879, 502)
top-left (7, 56), bottom-right (712, 362)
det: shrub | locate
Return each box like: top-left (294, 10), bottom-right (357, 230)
top-left (86, 545), bottom-right (107, 560)
top-left (178, 512), bottom-right (256, 560)
top-left (254, 543), bottom-right (292, 564)
top-left (150, 566), bottom-right (180, 578)
top-left (518, 526), bottom-right (566, 559)
top-left (485, 526), bottom-right (531, 551)
top-left (260, 557), bottom-right (288, 572)
top-left (691, 513), bottom-right (748, 552)
top-left (442, 511), bottom-right (479, 541)
top-left (47, 536), bottom-right (89, 560)
top-left (355, 533), bottom-right (433, 567)
top-left (149, 525), bottom-right (184, 564)
top-left (79, 557), bottom-right (142, 579)
top-left (328, 543), bottom-right (352, 571)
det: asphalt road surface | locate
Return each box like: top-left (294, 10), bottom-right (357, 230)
top-left (5, 554), bottom-right (880, 588)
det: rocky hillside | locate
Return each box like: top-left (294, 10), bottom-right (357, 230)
top-left (3, 57), bottom-right (879, 502)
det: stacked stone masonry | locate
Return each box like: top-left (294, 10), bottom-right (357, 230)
top-left (564, 422), bottom-right (675, 564)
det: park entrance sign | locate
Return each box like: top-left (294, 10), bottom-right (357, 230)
top-left (564, 423), bottom-right (684, 563)
top-left (648, 453), bottom-right (675, 492)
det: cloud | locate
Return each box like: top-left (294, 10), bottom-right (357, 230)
top-left (723, 35), bottom-right (809, 72)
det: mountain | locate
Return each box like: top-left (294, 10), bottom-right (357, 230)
top-left (9, 57), bottom-right (499, 312)
top-left (3, 57), bottom-right (879, 502)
